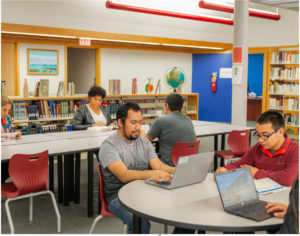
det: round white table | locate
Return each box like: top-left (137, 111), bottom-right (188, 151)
top-left (119, 174), bottom-right (289, 233)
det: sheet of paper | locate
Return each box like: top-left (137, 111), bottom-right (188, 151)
top-left (232, 65), bottom-right (243, 84)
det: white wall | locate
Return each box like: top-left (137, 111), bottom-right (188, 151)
top-left (19, 43), bottom-right (65, 97)
top-left (2, 0), bottom-right (298, 47)
top-left (101, 49), bottom-right (192, 94)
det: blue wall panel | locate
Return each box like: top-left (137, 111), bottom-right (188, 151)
top-left (248, 54), bottom-right (264, 96)
top-left (192, 54), bottom-right (232, 122)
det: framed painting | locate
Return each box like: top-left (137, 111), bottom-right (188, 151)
top-left (28, 49), bottom-right (59, 75)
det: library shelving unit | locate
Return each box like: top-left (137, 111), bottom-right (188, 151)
top-left (266, 46), bottom-right (299, 135)
top-left (9, 93), bottom-right (199, 126)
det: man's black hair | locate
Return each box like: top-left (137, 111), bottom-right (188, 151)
top-left (116, 102), bottom-right (142, 124)
top-left (256, 110), bottom-right (285, 130)
top-left (88, 86), bottom-right (106, 99)
top-left (166, 93), bottom-right (184, 111)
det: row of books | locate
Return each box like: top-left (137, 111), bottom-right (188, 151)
top-left (269, 83), bottom-right (299, 95)
top-left (269, 98), bottom-right (299, 111)
top-left (270, 67), bottom-right (299, 81)
top-left (284, 113), bottom-right (298, 127)
top-left (271, 51), bottom-right (299, 64)
top-left (13, 100), bottom-right (87, 121)
top-left (102, 101), bottom-right (122, 116)
top-left (20, 124), bottom-right (67, 135)
top-left (12, 102), bottom-right (27, 120)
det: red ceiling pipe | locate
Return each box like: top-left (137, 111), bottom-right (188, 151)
top-left (199, 0), bottom-right (280, 21)
top-left (106, 1), bottom-right (233, 25)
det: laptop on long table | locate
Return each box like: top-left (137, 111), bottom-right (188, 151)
top-left (145, 152), bottom-right (213, 190)
top-left (214, 167), bottom-right (273, 222)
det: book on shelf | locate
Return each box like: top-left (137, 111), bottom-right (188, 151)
top-left (132, 78), bottom-right (137, 94)
top-left (34, 81), bottom-right (40, 97)
top-left (57, 81), bottom-right (65, 96)
top-left (39, 79), bottom-right (49, 97)
top-left (269, 98), bottom-right (276, 108)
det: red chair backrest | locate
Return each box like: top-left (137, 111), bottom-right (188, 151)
top-left (8, 150), bottom-right (49, 195)
top-left (98, 165), bottom-right (115, 217)
top-left (227, 130), bottom-right (251, 157)
top-left (171, 141), bottom-right (200, 166)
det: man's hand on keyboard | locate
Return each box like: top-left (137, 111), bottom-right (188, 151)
top-left (151, 170), bottom-right (172, 182)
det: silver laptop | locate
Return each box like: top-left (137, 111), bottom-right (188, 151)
top-left (215, 167), bottom-right (273, 222)
top-left (145, 152), bottom-right (213, 190)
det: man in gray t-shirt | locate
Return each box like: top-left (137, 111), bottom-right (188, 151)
top-left (145, 93), bottom-right (196, 166)
top-left (98, 103), bottom-right (175, 234)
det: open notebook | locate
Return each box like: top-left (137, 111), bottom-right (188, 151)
top-left (87, 126), bottom-right (118, 132)
top-left (254, 178), bottom-right (284, 194)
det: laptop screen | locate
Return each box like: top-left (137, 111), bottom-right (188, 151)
top-left (215, 167), bottom-right (258, 209)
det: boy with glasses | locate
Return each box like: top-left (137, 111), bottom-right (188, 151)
top-left (216, 110), bottom-right (299, 186)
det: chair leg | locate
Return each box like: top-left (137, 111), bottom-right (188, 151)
top-left (220, 158), bottom-right (225, 167)
top-left (29, 197), bottom-right (33, 222)
top-left (164, 224), bottom-right (168, 234)
top-left (123, 224), bottom-right (128, 234)
top-left (47, 190), bottom-right (61, 233)
top-left (4, 199), bottom-right (15, 234)
top-left (89, 215), bottom-right (103, 234)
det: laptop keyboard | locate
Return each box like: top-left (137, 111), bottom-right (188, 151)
top-left (156, 180), bottom-right (171, 186)
top-left (232, 201), bottom-right (267, 216)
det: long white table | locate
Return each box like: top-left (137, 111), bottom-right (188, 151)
top-left (119, 174), bottom-right (289, 233)
top-left (1, 131), bottom-right (109, 217)
top-left (1, 121), bottom-right (254, 217)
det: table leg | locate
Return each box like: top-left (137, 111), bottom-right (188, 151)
top-left (133, 215), bottom-right (142, 234)
top-left (64, 154), bottom-right (71, 206)
top-left (220, 134), bottom-right (226, 166)
top-left (49, 155), bottom-right (54, 192)
top-left (75, 153), bottom-right (81, 204)
top-left (213, 135), bottom-right (219, 171)
top-left (57, 155), bottom-right (63, 203)
top-left (88, 151), bottom-right (94, 217)
top-left (70, 154), bottom-right (75, 202)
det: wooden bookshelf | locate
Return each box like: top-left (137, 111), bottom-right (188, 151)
top-left (264, 46), bottom-right (299, 135)
top-left (9, 93), bottom-right (199, 126)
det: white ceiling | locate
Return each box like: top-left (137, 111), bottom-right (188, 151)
top-left (250, 0), bottom-right (299, 11)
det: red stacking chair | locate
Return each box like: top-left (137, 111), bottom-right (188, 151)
top-left (215, 130), bottom-right (251, 167)
top-left (171, 141), bottom-right (200, 166)
top-left (1, 150), bottom-right (61, 234)
top-left (89, 165), bottom-right (127, 234)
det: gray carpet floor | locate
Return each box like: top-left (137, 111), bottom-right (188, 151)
top-left (2, 121), bottom-right (265, 234)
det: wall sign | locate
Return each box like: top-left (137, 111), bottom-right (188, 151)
top-left (233, 46), bottom-right (243, 64)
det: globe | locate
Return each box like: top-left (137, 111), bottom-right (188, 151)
top-left (164, 67), bottom-right (186, 91)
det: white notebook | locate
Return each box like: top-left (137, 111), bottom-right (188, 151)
top-left (87, 126), bottom-right (114, 132)
top-left (254, 178), bottom-right (284, 194)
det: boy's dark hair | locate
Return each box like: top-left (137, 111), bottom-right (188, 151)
top-left (166, 93), bottom-right (184, 111)
top-left (88, 86), bottom-right (106, 99)
top-left (116, 103), bottom-right (142, 124)
top-left (256, 110), bottom-right (285, 130)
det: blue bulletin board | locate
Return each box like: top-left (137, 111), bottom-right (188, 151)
top-left (192, 53), bottom-right (264, 122)
top-left (192, 53), bottom-right (232, 123)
